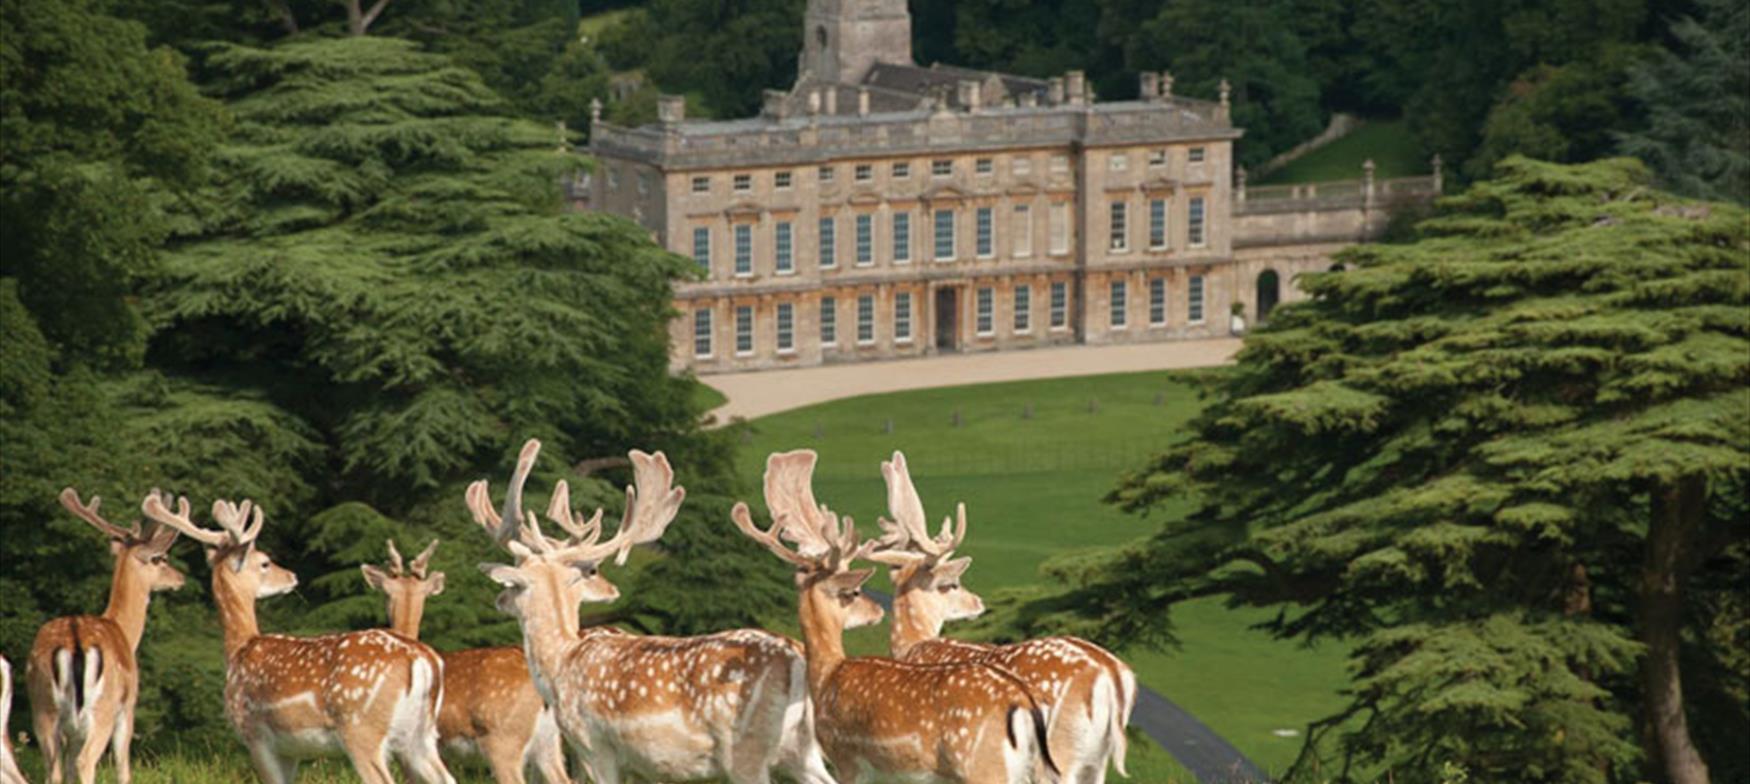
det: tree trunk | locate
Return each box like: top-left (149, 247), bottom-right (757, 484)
top-left (1640, 476), bottom-right (1710, 784)
top-left (263, 0), bottom-right (298, 34)
top-left (343, 0), bottom-right (392, 35)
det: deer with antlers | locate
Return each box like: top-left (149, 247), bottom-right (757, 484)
top-left (25, 489), bottom-right (184, 784)
top-left (869, 452), bottom-right (1135, 783)
top-left (2, 654), bottom-right (26, 784)
top-left (732, 449), bottom-right (1060, 784)
top-left (141, 494), bottom-right (456, 784)
top-left (360, 539), bottom-right (572, 784)
top-left (468, 439), bottom-right (835, 784)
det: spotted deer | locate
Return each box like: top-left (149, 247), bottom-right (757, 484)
top-left (869, 452), bottom-right (1136, 784)
top-left (3, 654), bottom-right (27, 784)
top-left (26, 489), bottom-right (184, 784)
top-left (360, 540), bottom-right (572, 784)
top-left (140, 494), bottom-right (455, 784)
top-left (731, 449), bottom-right (1060, 784)
top-left (468, 439), bottom-right (835, 784)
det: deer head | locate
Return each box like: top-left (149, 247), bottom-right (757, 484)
top-left (470, 439), bottom-right (684, 621)
top-left (732, 449), bottom-right (885, 633)
top-left (60, 488), bottom-right (186, 593)
top-left (866, 452), bottom-right (984, 638)
top-left (141, 493), bottom-right (297, 598)
top-left (362, 539), bottom-right (444, 638)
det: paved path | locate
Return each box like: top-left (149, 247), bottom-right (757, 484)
top-left (702, 339), bottom-right (1243, 420)
top-left (863, 588), bottom-right (1273, 784)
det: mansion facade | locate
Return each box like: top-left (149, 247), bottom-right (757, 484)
top-left (587, 0), bottom-right (1437, 374)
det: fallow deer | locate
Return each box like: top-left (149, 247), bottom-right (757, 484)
top-left (361, 540), bottom-right (572, 784)
top-left (869, 452), bottom-right (1136, 784)
top-left (141, 494), bottom-right (455, 784)
top-left (731, 449), bottom-right (1060, 784)
top-left (26, 489), bottom-right (183, 784)
top-left (2, 654), bottom-right (26, 784)
top-left (468, 439), bottom-right (835, 784)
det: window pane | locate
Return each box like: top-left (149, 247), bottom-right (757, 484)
top-left (693, 308), bottom-right (712, 357)
top-left (1189, 196), bottom-right (1206, 246)
top-left (1189, 275), bottom-right (1205, 322)
top-left (692, 227), bottom-right (711, 272)
top-left (893, 212), bottom-right (911, 262)
top-left (776, 303), bottom-right (794, 351)
top-left (895, 292), bottom-right (912, 341)
top-left (692, 176), bottom-right (709, 193)
top-left (857, 295), bottom-right (875, 343)
top-left (1050, 281), bottom-right (1067, 328)
top-left (934, 209), bottom-right (955, 260)
top-left (775, 222), bottom-right (793, 273)
top-left (820, 297), bottom-right (837, 344)
top-left (1149, 198), bottom-right (1167, 248)
top-left (1109, 200), bottom-right (1127, 251)
top-left (1014, 285), bottom-right (1031, 332)
top-left (1110, 281), bottom-right (1128, 327)
top-left (734, 225), bottom-right (752, 275)
top-left (1150, 278), bottom-right (1166, 325)
top-left (735, 306), bottom-right (753, 353)
top-left (976, 287), bottom-right (993, 334)
top-left (976, 207), bottom-right (993, 257)
top-left (819, 216), bottom-right (836, 267)
top-left (856, 214), bottom-right (873, 264)
top-left (775, 171), bottom-right (792, 189)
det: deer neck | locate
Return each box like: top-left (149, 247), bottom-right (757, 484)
top-left (387, 593), bottom-right (424, 639)
top-left (101, 557), bottom-right (153, 652)
top-left (797, 588), bottom-right (848, 695)
top-left (211, 566), bottom-right (261, 662)
top-left (515, 570), bottom-right (583, 690)
top-left (889, 588), bottom-right (943, 659)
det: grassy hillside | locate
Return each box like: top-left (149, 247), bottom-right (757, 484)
top-left (1258, 119), bottom-right (1427, 185)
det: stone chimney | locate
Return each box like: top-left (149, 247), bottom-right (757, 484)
top-left (1019, 90), bottom-right (1038, 108)
top-left (1160, 72), bottom-right (1174, 99)
top-left (1139, 72), bottom-right (1159, 99)
top-left (857, 87), bottom-right (871, 116)
top-left (1048, 77), bottom-right (1065, 105)
top-left (1217, 78), bottom-right (1231, 121)
top-left (1065, 70), bottom-right (1086, 105)
top-left (958, 80), bottom-right (982, 112)
top-left (762, 89), bottom-right (790, 120)
top-left (808, 89), bottom-right (822, 115)
top-left (657, 94), bottom-right (686, 125)
top-left (588, 97), bottom-right (603, 127)
top-left (824, 88), bottom-right (838, 115)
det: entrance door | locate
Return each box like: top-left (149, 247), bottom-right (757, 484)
top-left (934, 287), bottom-right (958, 351)
top-left (1257, 269), bottom-right (1281, 322)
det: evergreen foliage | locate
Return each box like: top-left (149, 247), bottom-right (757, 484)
top-left (1615, 0), bottom-right (1750, 204)
top-left (998, 158), bottom-right (1749, 782)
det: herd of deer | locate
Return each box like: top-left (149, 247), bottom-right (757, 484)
top-left (1, 441), bottom-right (1134, 784)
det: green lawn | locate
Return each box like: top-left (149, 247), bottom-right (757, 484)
top-left (737, 370), bottom-right (1351, 775)
top-left (1258, 119), bottom-right (1427, 185)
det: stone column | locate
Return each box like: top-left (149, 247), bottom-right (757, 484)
top-left (1236, 166), bottom-right (1248, 204)
top-left (1160, 72), bottom-right (1174, 100)
top-left (1217, 78), bottom-right (1231, 122)
top-left (1431, 154), bottom-right (1444, 194)
top-left (858, 88), bottom-right (870, 116)
top-left (1139, 72), bottom-right (1159, 99)
top-left (657, 94), bottom-right (686, 125)
top-left (1363, 158), bottom-right (1376, 209)
top-left (588, 98), bottom-right (603, 129)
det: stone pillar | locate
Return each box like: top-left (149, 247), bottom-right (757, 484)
top-left (1363, 158), bottom-right (1376, 209)
top-left (763, 89), bottom-right (789, 120)
top-left (807, 89), bottom-right (821, 115)
top-left (555, 120), bottom-right (568, 151)
top-left (1019, 91), bottom-right (1037, 108)
top-left (1236, 166), bottom-right (1248, 204)
top-left (1160, 71), bottom-right (1174, 99)
top-left (1048, 77), bottom-right (1065, 105)
top-left (958, 80), bottom-right (981, 112)
top-left (1217, 78), bottom-right (1231, 122)
top-left (588, 97), bottom-right (603, 128)
top-left (657, 94), bottom-right (686, 125)
top-left (1139, 72), bottom-right (1159, 99)
top-left (825, 88), bottom-right (838, 115)
top-left (858, 87), bottom-right (871, 116)
top-left (1431, 154), bottom-right (1444, 194)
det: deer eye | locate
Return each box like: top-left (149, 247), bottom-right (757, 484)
top-left (150, 555), bottom-right (167, 565)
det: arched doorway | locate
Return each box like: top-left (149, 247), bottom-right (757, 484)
top-left (1257, 269), bottom-right (1281, 321)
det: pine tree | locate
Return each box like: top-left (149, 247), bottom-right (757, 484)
top-left (1005, 158), bottom-right (1748, 783)
top-left (1615, 0), bottom-right (1750, 204)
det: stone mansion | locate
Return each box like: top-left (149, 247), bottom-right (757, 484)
top-left (586, 0), bottom-right (1440, 374)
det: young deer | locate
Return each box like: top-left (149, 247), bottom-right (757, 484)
top-left (361, 540), bottom-right (572, 784)
top-left (869, 452), bottom-right (1136, 784)
top-left (731, 449), bottom-right (1060, 784)
top-left (26, 489), bottom-right (183, 784)
top-left (2, 654), bottom-right (26, 784)
top-left (468, 439), bottom-right (834, 784)
top-left (141, 494), bottom-right (455, 784)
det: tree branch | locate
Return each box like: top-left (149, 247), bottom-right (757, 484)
top-left (263, 0), bottom-right (298, 34)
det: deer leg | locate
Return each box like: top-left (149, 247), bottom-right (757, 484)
top-left (527, 710), bottom-right (572, 784)
top-left (31, 704), bottom-right (62, 784)
top-left (245, 740), bottom-right (296, 784)
top-left (397, 731), bottom-right (458, 784)
top-left (70, 706), bottom-right (116, 784)
top-left (109, 698), bottom-right (135, 784)
top-left (479, 731), bottom-right (528, 784)
top-left (340, 730), bottom-right (396, 784)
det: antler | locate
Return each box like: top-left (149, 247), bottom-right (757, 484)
top-left (59, 488), bottom-right (140, 541)
top-left (386, 539), bottom-right (406, 575)
top-left (869, 451), bottom-right (967, 566)
top-left (409, 539), bottom-right (439, 577)
top-left (546, 450), bottom-right (686, 566)
top-left (734, 450), bottom-right (878, 573)
top-left (467, 439), bottom-right (543, 549)
top-left (211, 500), bottom-right (265, 548)
top-left (141, 493), bottom-right (228, 548)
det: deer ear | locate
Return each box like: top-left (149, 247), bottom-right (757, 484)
top-left (480, 562), bottom-right (527, 588)
top-left (361, 564), bottom-right (390, 591)
top-left (424, 572), bottom-right (446, 596)
top-left (937, 557), bottom-right (972, 582)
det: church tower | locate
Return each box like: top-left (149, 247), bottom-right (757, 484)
top-left (801, 0), bottom-right (913, 85)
